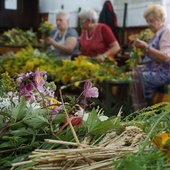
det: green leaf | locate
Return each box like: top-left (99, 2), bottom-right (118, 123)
top-left (23, 108), bottom-right (49, 129)
top-left (10, 127), bottom-right (35, 137)
top-left (12, 96), bottom-right (27, 121)
top-left (122, 160), bottom-right (144, 170)
top-left (89, 118), bottom-right (118, 135)
top-left (0, 136), bottom-right (27, 148)
top-left (86, 108), bottom-right (100, 133)
top-left (52, 113), bottom-right (66, 124)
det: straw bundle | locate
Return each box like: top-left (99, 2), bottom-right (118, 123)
top-left (11, 126), bottom-right (145, 170)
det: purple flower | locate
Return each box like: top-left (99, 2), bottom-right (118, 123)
top-left (19, 86), bottom-right (35, 101)
top-left (17, 73), bottom-right (26, 85)
top-left (50, 105), bottom-right (63, 120)
top-left (32, 70), bottom-right (46, 92)
top-left (16, 71), bottom-right (47, 102)
top-left (83, 81), bottom-right (99, 98)
top-left (24, 83), bottom-right (34, 92)
top-left (17, 72), bottom-right (32, 85)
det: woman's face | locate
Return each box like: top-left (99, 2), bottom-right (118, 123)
top-left (146, 14), bottom-right (164, 33)
top-left (79, 18), bottom-right (91, 30)
top-left (56, 14), bottom-right (68, 31)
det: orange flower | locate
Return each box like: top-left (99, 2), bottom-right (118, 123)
top-left (76, 56), bottom-right (83, 62)
top-left (152, 132), bottom-right (170, 148)
top-left (64, 75), bottom-right (70, 83)
top-left (107, 56), bottom-right (114, 61)
top-left (114, 61), bottom-right (118, 66)
top-left (107, 67), bottom-right (115, 75)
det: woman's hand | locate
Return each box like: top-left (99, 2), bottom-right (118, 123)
top-left (134, 39), bottom-right (148, 50)
top-left (96, 54), bottom-right (105, 62)
top-left (45, 37), bottom-right (55, 45)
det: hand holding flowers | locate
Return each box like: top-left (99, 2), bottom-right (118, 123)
top-left (127, 28), bottom-right (154, 68)
top-left (39, 20), bottom-right (54, 37)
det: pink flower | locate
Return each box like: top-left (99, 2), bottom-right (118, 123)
top-left (17, 73), bottom-right (26, 85)
top-left (17, 71), bottom-right (47, 102)
top-left (24, 83), bottom-right (34, 92)
top-left (19, 86), bottom-right (35, 101)
top-left (17, 72), bottom-right (32, 85)
top-left (83, 81), bottom-right (99, 98)
top-left (32, 70), bottom-right (46, 92)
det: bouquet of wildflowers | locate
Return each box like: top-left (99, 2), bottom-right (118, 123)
top-left (39, 20), bottom-right (54, 37)
top-left (127, 28), bottom-right (154, 68)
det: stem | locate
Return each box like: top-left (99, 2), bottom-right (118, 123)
top-left (0, 124), bottom-right (9, 140)
top-left (59, 88), bottom-right (81, 147)
top-left (49, 123), bottom-right (70, 149)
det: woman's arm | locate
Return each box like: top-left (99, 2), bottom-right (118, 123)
top-left (134, 39), bottom-right (170, 63)
top-left (45, 36), bottom-right (77, 54)
top-left (104, 41), bottom-right (121, 57)
top-left (96, 24), bottom-right (121, 61)
top-left (96, 41), bottom-right (120, 62)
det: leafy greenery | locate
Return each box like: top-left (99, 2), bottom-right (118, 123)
top-left (0, 49), bottom-right (131, 86)
top-left (112, 102), bottom-right (170, 170)
top-left (0, 28), bottom-right (39, 46)
top-left (0, 46), bottom-right (61, 80)
top-left (0, 72), bottom-right (119, 169)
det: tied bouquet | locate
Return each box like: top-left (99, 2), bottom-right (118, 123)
top-left (39, 20), bottom-right (54, 37)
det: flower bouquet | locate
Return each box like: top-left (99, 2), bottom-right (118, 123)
top-left (38, 20), bottom-right (54, 37)
top-left (127, 28), bottom-right (154, 68)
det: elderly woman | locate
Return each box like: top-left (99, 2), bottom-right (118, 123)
top-left (45, 10), bottom-right (79, 59)
top-left (78, 8), bottom-right (120, 61)
top-left (131, 4), bottom-right (170, 111)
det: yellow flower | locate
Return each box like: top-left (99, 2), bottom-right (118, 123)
top-left (39, 20), bottom-right (54, 37)
top-left (120, 72), bottom-right (125, 78)
top-left (136, 47), bottom-right (144, 56)
top-left (152, 132), bottom-right (170, 148)
top-left (48, 97), bottom-right (58, 109)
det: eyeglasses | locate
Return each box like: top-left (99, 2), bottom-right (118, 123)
top-left (80, 19), bottom-right (88, 24)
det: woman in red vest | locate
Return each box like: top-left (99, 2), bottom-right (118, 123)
top-left (78, 8), bottom-right (120, 62)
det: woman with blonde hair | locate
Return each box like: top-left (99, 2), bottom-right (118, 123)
top-left (131, 4), bottom-right (170, 110)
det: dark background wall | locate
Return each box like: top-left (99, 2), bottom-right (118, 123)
top-left (0, 0), bottom-right (40, 32)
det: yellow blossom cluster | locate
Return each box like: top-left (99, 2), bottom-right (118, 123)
top-left (0, 48), bottom-right (131, 86)
top-left (39, 20), bottom-right (54, 37)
